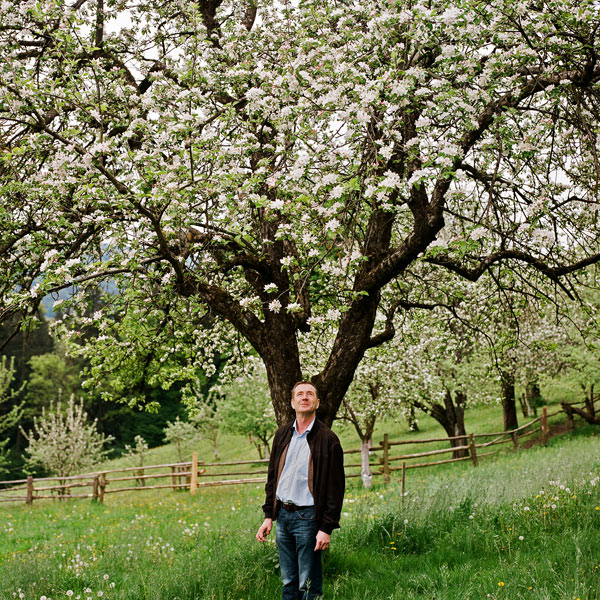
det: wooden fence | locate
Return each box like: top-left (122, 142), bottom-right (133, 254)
top-left (0, 454), bottom-right (270, 504)
top-left (0, 399), bottom-right (594, 506)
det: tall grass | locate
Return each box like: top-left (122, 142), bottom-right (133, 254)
top-left (1, 425), bottom-right (598, 599)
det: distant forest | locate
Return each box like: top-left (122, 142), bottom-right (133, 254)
top-left (0, 309), bottom-right (213, 481)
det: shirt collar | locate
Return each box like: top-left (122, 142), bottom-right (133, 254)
top-left (293, 416), bottom-right (316, 435)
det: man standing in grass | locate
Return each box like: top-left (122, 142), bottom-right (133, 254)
top-left (256, 381), bottom-right (345, 599)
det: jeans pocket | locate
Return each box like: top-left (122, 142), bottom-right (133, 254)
top-left (296, 508), bottom-right (315, 521)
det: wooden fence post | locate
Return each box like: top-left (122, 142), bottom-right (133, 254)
top-left (26, 475), bottom-right (34, 505)
top-left (468, 434), bottom-right (478, 466)
top-left (92, 475), bottom-right (99, 502)
top-left (541, 406), bottom-right (549, 443)
top-left (190, 452), bottom-right (198, 495)
top-left (383, 434), bottom-right (390, 484)
top-left (401, 461), bottom-right (406, 504)
top-left (98, 473), bottom-right (106, 503)
top-left (511, 430), bottom-right (519, 449)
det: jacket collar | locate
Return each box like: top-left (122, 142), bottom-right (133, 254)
top-left (285, 416), bottom-right (322, 439)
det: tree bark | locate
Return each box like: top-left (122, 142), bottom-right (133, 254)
top-left (360, 437), bottom-right (373, 489)
top-left (501, 371), bottom-right (519, 432)
top-left (585, 383), bottom-right (595, 418)
top-left (525, 379), bottom-right (541, 416)
top-left (407, 404), bottom-right (419, 432)
top-left (415, 390), bottom-right (468, 458)
top-left (561, 401), bottom-right (600, 425)
top-left (258, 317), bottom-right (303, 427)
top-left (518, 393), bottom-right (530, 418)
top-left (342, 398), bottom-right (376, 488)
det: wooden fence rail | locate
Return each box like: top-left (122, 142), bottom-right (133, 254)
top-left (0, 401), bottom-right (586, 506)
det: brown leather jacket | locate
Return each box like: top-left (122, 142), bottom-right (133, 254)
top-left (262, 419), bottom-right (345, 535)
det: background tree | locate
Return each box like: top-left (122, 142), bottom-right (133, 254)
top-left (22, 396), bottom-right (113, 486)
top-left (0, 357), bottom-right (24, 474)
top-left (218, 366), bottom-right (277, 459)
top-left (162, 417), bottom-right (198, 463)
top-left (547, 286), bottom-right (600, 423)
top-left (123, 434), bottom-right (149, 486)
top-left (340, 344), bottom-right (405, 488)
top-left (397, 308), bottom-right (500, 458)
top-left (1, 0), bottom-right (599, 425)
top-left (24, 352), bottom-right (80, 416)
top-left (189, 393), bottom-right (223, 460)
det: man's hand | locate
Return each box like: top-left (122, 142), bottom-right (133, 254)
top-left (256, 518), bottom-right (273, 542)
top-left (314, 530), bottom-right (330, 551)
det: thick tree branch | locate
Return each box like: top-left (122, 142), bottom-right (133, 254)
top-left (185, 277), bottom-right (266, 350)
top-left (42, 258), bottom-right (163, 296)
top-left (427, 250), bottom-right (600, 299)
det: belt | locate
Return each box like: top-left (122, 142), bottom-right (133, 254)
top-left (281, 502), bottom-right (313, 512)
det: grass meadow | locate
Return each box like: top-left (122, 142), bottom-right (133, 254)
top-left (1, 406), bottom-right (599, 600)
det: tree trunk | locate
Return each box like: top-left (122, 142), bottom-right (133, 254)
top-left (261, 325), bottom-right (303, 427)
top-left (585, 383), bottom-right (595, 418)
top-left (407, 404), bottom-right (419, 432)
top-left (562, 400), bottom-right (600, 425)
top-left (501, 371), bottom-right (519, 432)
top-left (360, 437), bottom-right (373, 488)
top-left (518, 393), bottom-right (530, 418)
top-left (417, 390), bottom-right (468, 459)
top-left (315, 294), bottom-right (382, 427)
top-left (525, 379), bottom-right (541, 416)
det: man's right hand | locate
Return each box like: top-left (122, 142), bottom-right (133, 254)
top-left (256, 518), bottom-right (273, 542)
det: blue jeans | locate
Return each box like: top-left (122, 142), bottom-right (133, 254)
top-left (276, 506), bottom-right (323, 600)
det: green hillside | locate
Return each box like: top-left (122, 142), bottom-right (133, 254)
top-left (1, 402), bottom-right (598, 600)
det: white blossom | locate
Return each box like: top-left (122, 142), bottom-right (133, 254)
top-left (268, 299), bottom-right (282, 313)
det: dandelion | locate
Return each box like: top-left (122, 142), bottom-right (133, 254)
top-left (103, 575), bottom-right (109, 580)
top-left (519, 536), bottom-right (524, 541)
top-left (498, 582), bottom-right (505, 587)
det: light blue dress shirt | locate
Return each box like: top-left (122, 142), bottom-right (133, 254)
top-left (276, 418), bottom-right (315, 506)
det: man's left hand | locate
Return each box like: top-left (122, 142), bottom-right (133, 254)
top-left (314, 530), bottom-right (330, 551)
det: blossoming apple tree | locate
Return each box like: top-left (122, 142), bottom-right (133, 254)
top-left (1, 0), bottom-right (599, 426)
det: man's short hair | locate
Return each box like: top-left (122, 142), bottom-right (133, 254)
top-left (291, 380), bottom-right (319, 399)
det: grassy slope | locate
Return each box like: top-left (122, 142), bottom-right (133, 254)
top-left (1, 404), bottom-right (599, 600)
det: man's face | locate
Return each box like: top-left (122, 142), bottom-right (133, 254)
top-left (291, 383), bottom-right (319, 417)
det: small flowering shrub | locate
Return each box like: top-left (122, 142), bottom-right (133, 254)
top-left (22, 397), bottom-right (113, 480)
